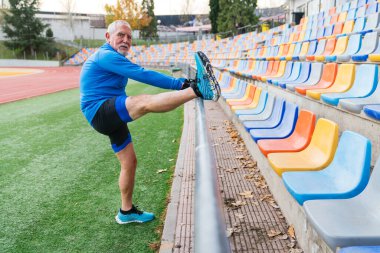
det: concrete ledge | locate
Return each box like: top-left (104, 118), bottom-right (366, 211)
top-left (219, 98), bottom-right (335, 253)
top-left (0, 59), bottom-right (60, 67)
top-left (231, 73), bottom-right (380, 167)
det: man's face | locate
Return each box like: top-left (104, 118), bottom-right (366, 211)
top-left (106, 24), bottom-right (132, 56)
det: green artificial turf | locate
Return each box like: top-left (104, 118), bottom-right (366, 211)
top-left (0, 79), bottom-right (184, 252)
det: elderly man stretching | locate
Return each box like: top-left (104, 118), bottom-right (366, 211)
top-left (80, 20), bottom-right (219, 224)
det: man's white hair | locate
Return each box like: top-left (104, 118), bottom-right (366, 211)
top-left (107, 20), bottom-right (131, 34)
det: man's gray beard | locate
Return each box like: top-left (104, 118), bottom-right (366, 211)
top-left (117, 49), bottom-right (128, 56)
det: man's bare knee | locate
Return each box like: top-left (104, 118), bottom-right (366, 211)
top-left (125, 95), bottom-right (151, 120)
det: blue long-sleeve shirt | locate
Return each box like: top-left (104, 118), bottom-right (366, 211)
top-left (80, 43), bottom-right (185, 124)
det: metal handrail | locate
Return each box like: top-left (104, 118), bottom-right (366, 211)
top-left (194, 98), bottom-right (231, 253)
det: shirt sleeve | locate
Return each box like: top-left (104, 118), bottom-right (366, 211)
top-left (97, 50), bottom-right (185, 90)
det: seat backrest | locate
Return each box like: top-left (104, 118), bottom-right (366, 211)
top-left (344, 33), bottom-right (362, 55)
top-left (342, 20), bottom-right (354, 34)
top-left (286, 43), bottom-right (296, 58)
top-left (352, 17), bottom-right (366, 32)
top-left (351, 0), bottom-right (359, 9)
top-left (365, 2), bottom-right (378, 15)
top-left (307, 62), bottom-right (324, 84)
top-left (357, 0), bottom-right (367, 8)
top-left (313, 39), bottom-right (327, 56)
top-left (320, 62), bottom-right (338, 84)
top-left (333, 22), bottom-right (344, 35)
top-left (291, 110), bottom-right (316, 144)
top-left (346, 64), bottom-right (378, 96)
top-left (292, 42), bottom-right (303, 56)
top-left (332, 36), bottom-right (349, 55)
top-left (316, 27), bottom-right (326, 39)
top-left (324, 131), bottom-right (371, 189)
top-left (338, 12), bottom-right (348, 22)
top-left (333, 64), bottom-right (356, 88)
top-left (357, 31), bottom-right (378, 54)
top-left (323, 38), bottom-right (337, 55)
top-left (299, 41), bottom-right (310, 56)
top-left (346, 8), bottom-right (357, 21)
top-left (356, 5), bottom-right (366, 18)
top-left (270, 61), bottom-right (281, 75)
top-left (325, 25), bottom-right (334, 37)
top-left (309, 118), bottom-right (339, 158)
top-left (364, 12), bottom-right (380, 30)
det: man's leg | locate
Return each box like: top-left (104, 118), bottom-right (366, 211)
top-left (116, 142), bottom-right (137, 211)
top-left (125, 87), bottom-right (197, 121)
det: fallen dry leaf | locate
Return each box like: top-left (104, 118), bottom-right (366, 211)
top-left (156, 169), bottom-right (167, 174)
top-left (288, 225), bottom-right (296, 239)
top-left (239, 190), bottom-right (254, 198)
top-left (231, 200), bottom-right (246, 207)
top-left (278, 234), bottom-right (288, 240)
top-left (267, 229), bottom-right (282, 238)
top-left (289, 249), bottom-right (303, 253)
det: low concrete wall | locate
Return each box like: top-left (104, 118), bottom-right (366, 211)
top-left (0, 60), bottom-right (60, 67)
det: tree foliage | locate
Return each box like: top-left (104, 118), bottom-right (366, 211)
top-left (209, 0), bottom-right (219, 34)
top-left (217, 0), bottom-right (259, 34)
top-left (140, 0), bottom-right (157, 40)
top-left (1, 0), bottom-right (52, 55)
top-left (104, 0), bottom-right (152, 30)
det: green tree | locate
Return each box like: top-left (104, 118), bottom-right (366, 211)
top-left (217, 0), bottom-right (259, 35)
top-left (140, 0), bottom-right (158, 40)
top-left (1, 0), bottom-right (51, 55)
top-left (209, 0), bottom-right (219, 34)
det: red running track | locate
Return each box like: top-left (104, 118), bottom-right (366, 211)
top-left (0, 66), bottom-right (81, 104)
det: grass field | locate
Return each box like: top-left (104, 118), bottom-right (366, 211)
top-left (0, 79), bottom-right (184, 252)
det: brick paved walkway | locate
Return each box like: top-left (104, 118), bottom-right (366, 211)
top-left (160, 100), bottom-right (301, 253)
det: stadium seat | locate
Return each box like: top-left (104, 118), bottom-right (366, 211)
top-left (282, 131), bottom-right (371, 205)
top-left (338, 246), bottom-right (380, 253)
top-left (243, 98), bottom-right (285, 129)
top-left (306, 64), bottom-right (355, 100)
top-left (362, 12), bottom-right (380, 32)
top-left (325, 36), bottom-right (349, 62)
top-left (236, 60), bottom-right (256, 77)
top-left (315, 37), bottom-right (337, 61)
top-left (351, 31), bottom-right (379, 61)
top-left (267, 61), bottom-right (293, 84)
top-left (363, 104), bottom-right (380, 120)
top-left (279, 62), bottom-right (311, 89)
top-left (221, 77), bottom-right (240, 94)
top-left (235, 91), bottom-right (270, 116)
top-left (287, 62), bottom-right (323, 91)
top-left (341, 20), bottom-right (355, 34)
top-left (288, 42), bottom-right (303, 60)
top-left (339, 78), bottom-right (380, 113)
top-left (268, 118), bottom-right (339, 176)
top-left (274, 62), bottom-right (302, 86)
top-left (227, 84), bottom-right (256, 106)
top-left (255, 60), bottom-right (274, 80)
top-left (296, 63), bottom-right (338, 95)
top-left (300, 40), bottom-right (317, 61)
top-left (336, 33), bottom-right (362, 62)
top-left (321, 64), bottom-right (378, 106)
top-left (231, 86), bottom-right (262, 110)
top-left (351, 17), bottom-right (366, 34)
top-left (257, 110), bottom-right (315, 157)
top-left (306, 39), bottom-right (326, 61)
top-left (250, 103), bottom-right (298, 142)
top-left (304, 155), bottom-right (380, 249)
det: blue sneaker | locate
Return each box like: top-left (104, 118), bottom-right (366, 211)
top-left (115, 205), bottom-right (155, 224)
top-left (194, 51), bottom-right (221, 101)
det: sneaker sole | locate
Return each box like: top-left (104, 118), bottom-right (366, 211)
top-left (195, 51), bottom-right (221, 101)
top-left (115, 215), bottom-right (145, 224)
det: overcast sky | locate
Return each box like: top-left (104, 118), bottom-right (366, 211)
top-left (39, 0), bottom-right (285, 15)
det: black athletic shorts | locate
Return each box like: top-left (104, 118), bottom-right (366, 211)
top-left (91, 96), bottom-right (133, 153)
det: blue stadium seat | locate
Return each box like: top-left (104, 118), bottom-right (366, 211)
top-left (283, 131), bottom-right (371, 205)
top-left (275, 62), bottom-right (302, 87)
top-left (363, 104), bottom-right (380, 120)
top-left (304, 155), bottom-right (380, 249)
top-left (235, 91), bottom-right (270, 116)
top-left (336, 33), bottom-right (362, 62)
top-left (250, 103), bottom-right (298, 142)
top-left (286, 62), bottom-right (323, 91)
top-left (351, 31), bottom-right (378, 62)
top-left (243, 98), bottom-right (285, 128)
top-left (339, 78), bottom-right (380, 113)
top-left (321, 64), bottom-right (378, 106)
top-left (339, 246), bottom-right (380, 253)
top-left (280, 62), bottom-right (311, 89)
